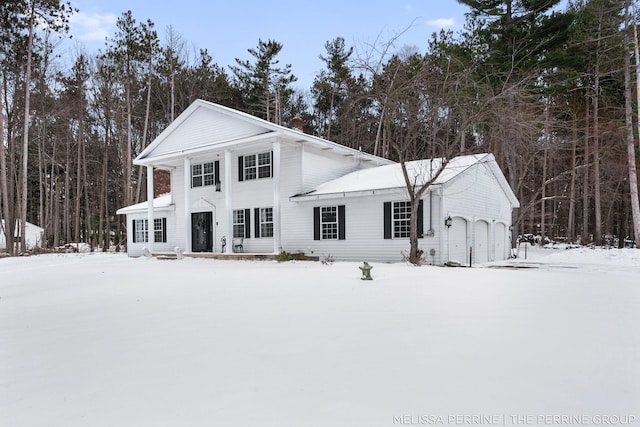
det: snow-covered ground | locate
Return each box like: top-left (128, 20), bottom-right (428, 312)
top-left (1, 247), bottom-right (639, 427)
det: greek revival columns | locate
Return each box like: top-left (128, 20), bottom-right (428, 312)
top-left (146, 165), bottom-right (155, 254)
top-left (272, 142), bottom-right (281, 253)
top-left (184, 158), bottom-right (191, 252)
top-left (224, 150), bottom-right (233, 254)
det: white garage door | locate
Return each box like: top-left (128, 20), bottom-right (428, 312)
top-left (448, 217), bottom-right (468, 264)
top-left (474, 220), bottom-right (489, 264)
top-left (494, 222), bottom-right (507, 261)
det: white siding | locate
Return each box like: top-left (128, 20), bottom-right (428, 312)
top-left (282, 190), bottom-right (442, 263)
top-left (147, 107), bottom-right (268, 157)
top-left (301, 146), bottom-right (372, 192)
top-left (124, 210), bottom-right (178, 257)
top-left (164, 142), bottom-right (305, 254)
top-left (443, 162), bottom-right (514, 262)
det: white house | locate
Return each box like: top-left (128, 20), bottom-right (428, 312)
top-left (0, 220), bottom-right (44, 251)
top-left (117, 100), bottom-right (519, 264)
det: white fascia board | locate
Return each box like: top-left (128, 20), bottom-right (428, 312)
top-left (134, 132), bottom-right (279, 166)
top-left (116, 204), bottom-right (175, 215)
top-left (290, 186), bottom-right (418, 202)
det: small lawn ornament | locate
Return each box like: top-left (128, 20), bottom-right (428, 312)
top-left (359, 261), bottom-right (373, 280)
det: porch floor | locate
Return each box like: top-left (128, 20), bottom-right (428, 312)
top-left (152, 252), bottom-right (319, 261)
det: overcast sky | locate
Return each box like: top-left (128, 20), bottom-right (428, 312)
top-left (63, 0), bottom-right (472, 89)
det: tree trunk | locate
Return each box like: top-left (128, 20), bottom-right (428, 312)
top-left (582, 96), bottom-right (590, 243)
top-left (624, 0), bottom-right (640, 247)
top-left (74, 124), bottom-right (82, 242)
top-left (567, 113), bottom-right (577, 241)
top-left (540, 146), bottom-right (548, 245)
top-left (135, 60), bottom-right (153, 204)
top-left (19, 3), bottom-right (36, 253)
top-left (0, 87), bottom-right (11, 255)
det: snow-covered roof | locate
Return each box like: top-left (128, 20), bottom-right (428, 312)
top-left (116, 194), bottom-right (174, 215)
top-left (293, 153), bottom-right (507, 200)
top-left (134, 99), bottom-right (391, 168)
top-left (0, 220), bottom-right (44, 232)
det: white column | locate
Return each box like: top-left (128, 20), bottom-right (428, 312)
top-left (184, 158), bottom-right (191, 252)
top-left (224, 149), bottom-right (233, 254)
top-left (439, 188), bottom-right (446, 265)
top-left (272, 142), bottom-right (281, 253)
top-left (146, 165), bottom-right (155, 254)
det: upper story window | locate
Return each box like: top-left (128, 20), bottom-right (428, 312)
top-left (238, 151), bottom-right (272, 181)
top-left (192, 161), bottom-right (219, 188)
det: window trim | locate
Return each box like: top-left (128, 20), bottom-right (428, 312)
top-left (383, 200), bottom-right (424, 239)
top-left (133, 218), bottom-right (167, 243)
top-left (238, 151), bottom-right (273, 182)
top-left (313, 205), bottom-right (345, 240)
top-left (232, 209), bottom-right (251, 238)
top-left (254, 207), bottom-right (274, 238)
top-left (191, 161), bottom-right (220, 188)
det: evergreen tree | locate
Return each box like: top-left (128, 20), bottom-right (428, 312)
top-left (311, 37), bottom-right (355, 141)
top-left (230, 38), bottom-right (297, 123)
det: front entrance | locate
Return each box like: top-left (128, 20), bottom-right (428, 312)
top-left (192, 212), bottom-right (213, 252)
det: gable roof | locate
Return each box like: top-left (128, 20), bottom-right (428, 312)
top-left (292, 153), bottom-right (519, 207)
top-left (135, 99), bottom-right (391, 168)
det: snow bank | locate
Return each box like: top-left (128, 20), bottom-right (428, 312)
top-left (1, 251), bottom-right (639, 426)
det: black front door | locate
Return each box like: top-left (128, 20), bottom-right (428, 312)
top-left (192, 212), bottom-right (213, 252)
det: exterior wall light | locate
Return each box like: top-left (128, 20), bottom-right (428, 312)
top-left (445, 216), bottom-right (452, 228)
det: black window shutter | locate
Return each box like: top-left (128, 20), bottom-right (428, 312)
top-left (254, 208), bottom-right (260, 238)
top-left (383, 202), bottom-right (392, 239)
top-left (270, 151), bottom-right (274, 177)
top-left (162, 218), bottom-right (167, 243)
top-left (313, 207), bottom-right (320, 240)
top-left (214, 161), bottom-right (220, 186)
top-left (238, 156), bottom-right (244, 181)
top-left (417, 199), bottom-right (424, 238)
top-left (132, 219), bottom-right (138, 243)
top-left (338, 205), bottom-right (346, 240)
top-left (245, 208), bottom-right (251, 238)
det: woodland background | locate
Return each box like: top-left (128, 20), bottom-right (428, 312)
top-left (2, 0), bottom-right (640, 255)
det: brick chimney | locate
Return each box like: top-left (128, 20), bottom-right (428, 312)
top-left (291, 115), bottom-right (304, 132)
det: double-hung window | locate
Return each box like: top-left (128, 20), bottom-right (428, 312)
top-left (233, 210), bottom-right (246, 238)
top-left (192, 161), bottom-right (219, 188)
top-left (313, 205), bottom-right (345, 240)
top-left (257, 207), bottom-right (273, 238)
top-left (393, 201), bottom-right (412, 238)
top-left (133, 219), bottom-right (148, 243)
top-left (383, 200), bottom-right (424, 239)
top-left (238, 152), bottom-right (272, 181)
top-left (321, 207), bottom-right (338, 240)
top-left (132, 218), bottom-right (167, 243)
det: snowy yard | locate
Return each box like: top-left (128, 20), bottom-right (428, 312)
top-left (1, 247), bottom-right (639, 427)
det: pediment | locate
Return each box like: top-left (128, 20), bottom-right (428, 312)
top-left (192, 197), bottom-right (216, 212)
top-left (142, 104), bottom-right (272, 159)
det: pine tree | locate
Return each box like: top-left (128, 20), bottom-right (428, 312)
top-left (230, 39), bottom-right (297, 123)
